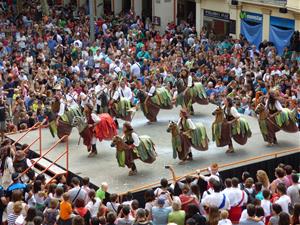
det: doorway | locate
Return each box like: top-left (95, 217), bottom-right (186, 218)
top-left (142, 0), bottom-right (152, 21)
top-left (122, 0), bottom-right (131, 13)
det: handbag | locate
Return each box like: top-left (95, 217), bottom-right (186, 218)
top-left (2, 158), bottom-right (12, 189)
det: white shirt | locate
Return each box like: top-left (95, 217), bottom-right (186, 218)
top-left (231, 67), bottom-right (242, 77)
top-left (86, 198), bottom-right (101, 217)
top-left (225, 188), bottom-right (248, 207)
top-left (147, 86), bottom-right (156, 96)
top-left (261, 199), bottom-right (272, 217)
top-left (119, 86), bottom-right (132, 101)
top-left (275, 195), bottom-right (291, 214)
top-left (187, 75), bottom-right (193, 87)
top-left (58, 99), bottom-right (66, 116)
top-left (94, 54), bottom-right (102, 68)
top-left (201, 192), bottom-right (230, 210)
top-left (218, 219), bottom-right (232, 225)
top-left (123, 132), bottom-right (140, 147)
top-left (66, 92), bottom-right (78, 109)
top-left (224, 106), bottom-right (240, 119)
top-left (95, 84), bottom-right (107, 105)
top-left (89, 113), bottom-right (101, 124)
top-left (266, 100), bottom-right (283, 111)
top-left (130, 63), bottom-right (141, 77)
top-left (177, 118), bottom-right (196, 130)
top-left (112, 90), bottom-right (120, 101)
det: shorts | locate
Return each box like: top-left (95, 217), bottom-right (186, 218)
top-left (0, 121), bottom-right (6, 132)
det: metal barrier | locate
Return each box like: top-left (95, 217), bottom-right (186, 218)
top-left (19, 135), bottom-right (69, 182)
top-left (119, 146), bottom-right (300, 196)
top-left (11, 121), bottom-right (46, 155)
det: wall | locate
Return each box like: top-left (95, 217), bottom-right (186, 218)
top-left (153, 0), bottom-right (175, 33)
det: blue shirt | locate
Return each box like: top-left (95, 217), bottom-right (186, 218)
top-left (151, 206), bottom-right (172, 225)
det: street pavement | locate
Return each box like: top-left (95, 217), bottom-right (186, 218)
top-left (8, 104), bottom-right (300, 193)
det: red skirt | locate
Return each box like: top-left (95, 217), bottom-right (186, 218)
top-left (229, 206), bottom-right (242, 223)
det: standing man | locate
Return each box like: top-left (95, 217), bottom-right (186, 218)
top-left (95, 76), bottom-right (108, 114)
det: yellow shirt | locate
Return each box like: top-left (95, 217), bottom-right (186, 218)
top-left (59, 201), bottom-right (72, 220)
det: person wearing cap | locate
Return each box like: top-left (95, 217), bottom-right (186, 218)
top-left (177, 108), bottom-right (196, 162)
top-left (151, 196), bottom-right (172, 225)
top-left (83, 103), bottom-right (101, 157)
top-left (6, 172), bottom-right (28, 199)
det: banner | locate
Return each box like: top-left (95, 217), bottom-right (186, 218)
top-left (269, 25), bottom-right (294, 55)
top-left (241, 20), bottom-right (262, 48)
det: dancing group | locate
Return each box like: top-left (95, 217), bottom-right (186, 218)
top-left (45, 73), bottom-right (298, 176)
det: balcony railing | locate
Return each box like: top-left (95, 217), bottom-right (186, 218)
top-left (238, 0), bottom-right (287, 6)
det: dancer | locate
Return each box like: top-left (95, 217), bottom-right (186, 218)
top-left (83, 103), bottom-right (100, 157)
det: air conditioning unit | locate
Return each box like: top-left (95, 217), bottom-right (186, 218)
top-left (279, 8), bottom-right (288, 13)
top-left (231, 0), bottom-right (238, 5)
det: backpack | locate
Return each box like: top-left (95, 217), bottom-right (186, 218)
top-left (244, 188), bottom-right (256, 204)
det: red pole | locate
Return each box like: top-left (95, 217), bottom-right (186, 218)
top-left (66, 136), bottom-right (69, 179)
top-left (39, 124), bottom-right (42, 156)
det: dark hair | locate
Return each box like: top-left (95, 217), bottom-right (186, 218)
top-left (144, 189), bottom-right (155, 202)
top-left (255, 206), bottom-right (265, 218)
top-left (90, 217), bottom-right (100, 225)
top-left (262, 189), bottom-right (270, 199)
top-left (186, 218), bottom-right (196, 225)
top-left (75, 198), bottom-right (85, 208)
top-left (186, 204), bottom-right (200, 220)
top-left (122, 205), bottom-right (131, 216)
top-left (25, 208), bottom-right (37, 222)
top-left (160, 178), bottom-right (168, 188)
top-left (110, 193), bottom-right (118, 202)
top-left (247, 204), bottom-right (256, 217)
top-left (291, 174), bottom-right (299, 183)
top-left (212, 180), bottom-right (222, 192)
top-left (131, 199), bottom-right (139, 210)
top-left (278, 212), bottom-right (290, 225)
top-left (36, 174), bottom-right (46, 183)
top-left (186, 176), bottom-right (193, 184)
top-left (106, 212), bottom-right (116, 224)
top-left (255, 182), bottom-right (263, 192)
top-left (72, 215), bottom-right (85, 225)
top-left (33, 180), bottom-right (42, 194)
top-left (284, 165), bottom-right (293, 175)
top-left (82, 177), bottom-right (89, 185)
top-left (225, 178), bottom-right (232, 188)
top-left (33, 216), bottom-right (43, 225)
top-left (272, 203), bottom-right (283, 214)
top-left (277, 183), bottom-right (287, 195)
top-left (231, 177), bottom-right (239, 187)
top-left (71, 177), bottom-right (80, 186)
top-left (275, 168), bottom-right (285, 178)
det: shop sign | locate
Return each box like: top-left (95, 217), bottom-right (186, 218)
top-left (203, 9), bottom-right (230, 21)
top-left (240, 11), bottom-right (263, 23)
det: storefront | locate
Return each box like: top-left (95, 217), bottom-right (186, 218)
top-left (203, 9), bottom-right (232, 39)
top-left (240, 11), bottom-right (263, 47)
top-left (269, 16), bottom-right (295, 54)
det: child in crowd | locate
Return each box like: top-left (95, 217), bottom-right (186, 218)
top-left (218, 210), bottom-right (232, 225)
top-left (58, 193), bottom-right (72, 225)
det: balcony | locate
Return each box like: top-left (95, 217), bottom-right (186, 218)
top-left (238, 0), bottom-right (287, 6)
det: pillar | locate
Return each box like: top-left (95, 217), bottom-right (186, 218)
top-left (235, 5), bottom-right (242, 38)
top-left (294, 13), bottom-right (300, 31)
top-left (95, 0), bottom-right (104, 17)
top-left (261, 8), bottom-right (271, 41)
top-left (133, 0), bottom-right (142, 17)
top-left (114, 0), bottom-right (122, 15)
top-left (196, 0), bottom-right (201, 35)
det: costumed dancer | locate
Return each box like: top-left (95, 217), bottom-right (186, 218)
top-left (177, 108), bottom-right (196, 162)
top-left (181, 68), bottom-right (194, 114)
top-left (122, 122), bottom-right (140, 175)
top-left (109, 81), bottom-right (120, 128)
top-left (223, 97), bottom-right (240, 153)
top-left (84, 103), bottom-right (100, 157)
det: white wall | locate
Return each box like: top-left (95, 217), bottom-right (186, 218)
top-left (153, 0), bottom-right (175, 33)
top-left (114, 0), bottom-right (123, 15)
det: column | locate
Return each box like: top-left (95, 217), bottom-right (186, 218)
top-left (235, 5), bottom-right (242, 38)
top-left (196, 0), bottom-right (201, 35)
top-left (294, 13), bottom-right (300, 31)
top-left (114, 0), bottom-right (122, 15)
top-left (134, 0), bottom-right (142, 17)
top-left (261, 8), bottom-right (271, 41)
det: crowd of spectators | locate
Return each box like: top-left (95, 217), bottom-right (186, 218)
top-left (0, 138), bottom-right (299, 225)
top-left (0, 0), bottom-right (299, 136)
